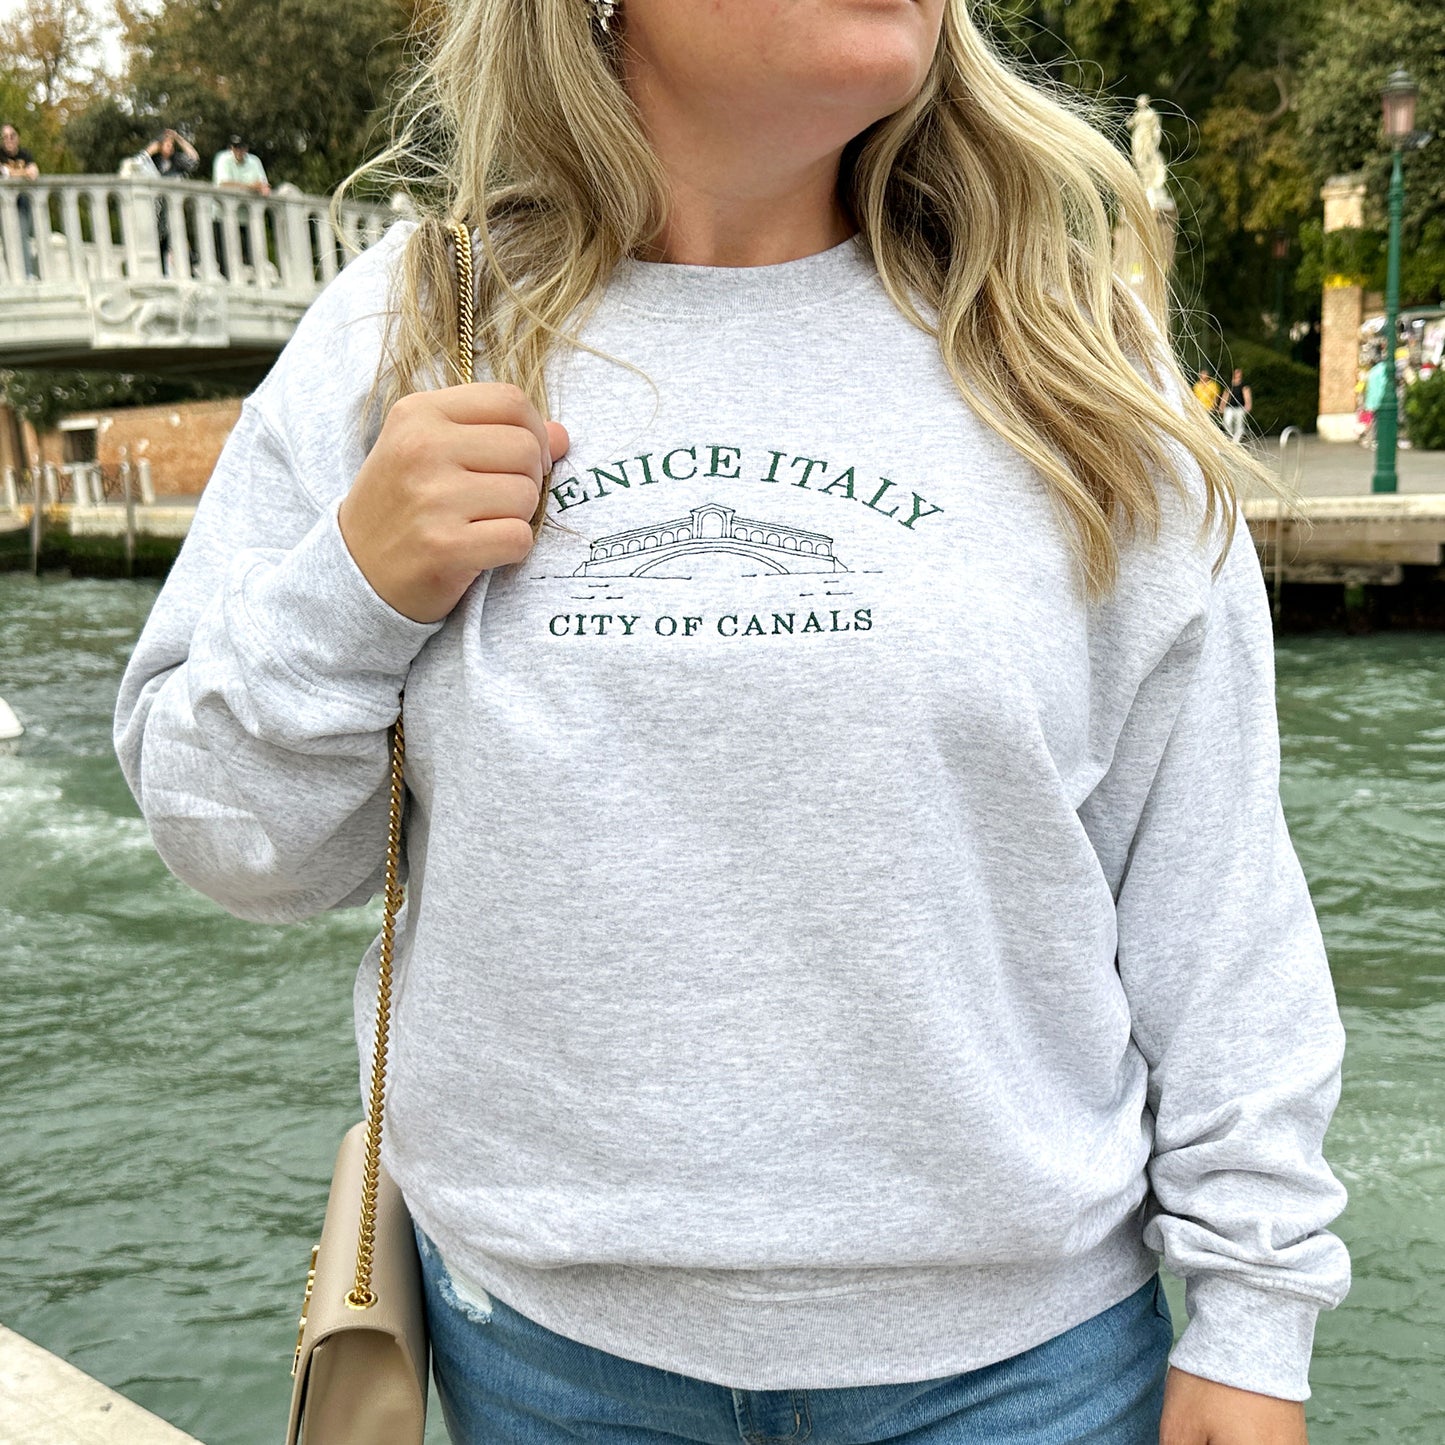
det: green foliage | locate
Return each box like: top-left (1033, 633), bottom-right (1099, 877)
top-left (0, 66), bottom-right (32, 130)
top-left (985, 0), bottom-right (1322, 345)
top-left (0, 0), bottom-right (101, 114)
top-left (63, 97), bottom-right (155, 175)
top-left (1294, 218), bottom-right (1445, 315)
top-left (0, 63), bottom-right (65, 170)
top-left (0, 369), bottom-right (241, 432)
top-left (1404, 369), bottom-right (1445, 449)
top-left (119, 0), bottom-right (412, 193)
top-left (1293, 222), bottom-right (1386, 294)
top-left (1321, 227), bottom-right (1386, 286)
top-left (1295, 0), bottom-right (1445, 305)
top-left (1003, 0), bottom-right (1312, 120)
top-left (992, 0), bottom-right (1442, 340)
top-left (1400, 217), bottom-right (1445, 307)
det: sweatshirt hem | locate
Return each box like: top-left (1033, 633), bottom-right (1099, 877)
top-left (407, 1205), bottom-right (1161, 1389)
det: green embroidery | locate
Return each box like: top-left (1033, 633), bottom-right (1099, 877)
top-left (551, 442), bottom-right (943, 533)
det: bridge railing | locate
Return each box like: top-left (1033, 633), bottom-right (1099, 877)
top-left (0, 175), bottom-right (391, 292)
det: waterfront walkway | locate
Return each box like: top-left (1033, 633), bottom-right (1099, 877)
top-left (4, 439), bottom-right (1445, 590)
top-left (0, 1326), bottom-right (200, 1444)
top-left (1243, 434), bottom-right (1445, 498)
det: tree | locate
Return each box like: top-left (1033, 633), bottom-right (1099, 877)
top-left (0, 0), bottom-right (101, 115)
top-left (116, 0), bottom-right (414, 193)
top-left (0, 368), bottom-right (238, 433)
top-left (1296, 0), bottom-right (1445, 305)
top-left (986, 0), bottom-right (1324, 343)
top-left (63, 95), bottom-right (155, 175)
top-left (0, 66), bottom-right (35, 134)
top-left (0, 64), bottom-right (65, 171)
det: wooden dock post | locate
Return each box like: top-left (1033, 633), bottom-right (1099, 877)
top-left (28, 468), bottom-right (41, 575)
top-left (119, 447), bottom-right (137, 579)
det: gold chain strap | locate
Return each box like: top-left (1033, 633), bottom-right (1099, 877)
top-left (345, 221), bottom-right (476, 1311)
top-left (452, 220), bottom-right (476, 386)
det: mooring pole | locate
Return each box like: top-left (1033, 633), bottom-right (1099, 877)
top-left (29, 466), bottom-right (42, 574)
top-left (3, 403), bottom-right (39, 574)
top-left (120, 450), bottom-right (136, 580)
top-left (1274, 426), bottom-right (1304, 625)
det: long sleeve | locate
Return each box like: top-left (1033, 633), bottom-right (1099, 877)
top-left (114, 222), bottom-right (440, 923)
top-left (1085, 510), bottom-right (1351, 1400)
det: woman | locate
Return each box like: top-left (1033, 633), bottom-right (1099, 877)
top-left (114, 2), bottom-right (1350, 1442)
top-left (1, 122), bottom-right (41, 280)
top-left (146, 127), bottom-right (201, 178)
top-left (143, 128), bottom-right (200, 276)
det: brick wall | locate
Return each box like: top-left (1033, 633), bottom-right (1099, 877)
top-left (0, 405), bottom-right (26, 478)
top-left (36, 397), bottom-right (244, 497)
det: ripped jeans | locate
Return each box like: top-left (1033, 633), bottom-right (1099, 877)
top-left (414, 1227), bottom-right (1173, 1444)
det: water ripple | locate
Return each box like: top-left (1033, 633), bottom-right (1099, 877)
top-left (1, 578), bottom-right (1442, 1444)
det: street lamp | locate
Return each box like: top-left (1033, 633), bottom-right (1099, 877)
top-left (1372, 67), bottom-right (1418, 493)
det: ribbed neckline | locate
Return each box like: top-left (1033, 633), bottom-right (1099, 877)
top-left (604, 231), bottom-right (877, 321)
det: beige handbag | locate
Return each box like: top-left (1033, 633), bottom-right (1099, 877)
top-left (285, 220), bottom-right (478, 1445)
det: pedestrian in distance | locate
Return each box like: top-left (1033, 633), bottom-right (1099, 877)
top-left (144, 128), bottom-right (200, 276)
top-left (116, 3), bottom-right (1350, 1444)
top-left (210, 134), bottom-right (269, 276)
top-left (0, 121), bottom-right (40, 281)
top-left (211, 133), bottom-right (270, 196)
top-left (1190, 367), bottom-right (1221, 420)
top-left (0, 121), bottom-right (38, 180)
top-left (1217, 366), bottom-right (1252, 444)
top-left (148, 127), bottom-right (201, 178)
top-left (1358, 351), bottom-right (1390, 449)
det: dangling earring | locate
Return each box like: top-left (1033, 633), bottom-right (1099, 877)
top-left (587, 0), bottom-right (618, 34)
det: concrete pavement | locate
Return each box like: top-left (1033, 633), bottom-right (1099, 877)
top-left (0, 1325), bottom-right (201, 1444)
top-left (1243, 434), bottom-right (1445, 499)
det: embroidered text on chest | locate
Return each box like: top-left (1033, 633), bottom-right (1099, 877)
top-left (550, 442), bottom-right (944, 533)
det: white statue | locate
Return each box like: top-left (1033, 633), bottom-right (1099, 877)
top-left (1128, 95), bottom-right (1170, 210)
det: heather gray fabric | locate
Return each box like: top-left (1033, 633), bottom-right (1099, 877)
top-left (115, 220), bottom-right (1350, 1401)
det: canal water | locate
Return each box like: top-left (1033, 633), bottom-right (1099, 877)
top-left (1, 571), bottom-right (1441, 1445)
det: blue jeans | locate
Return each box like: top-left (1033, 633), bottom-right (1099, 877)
top-left (415, 1228), bottom-right (1173, 1444)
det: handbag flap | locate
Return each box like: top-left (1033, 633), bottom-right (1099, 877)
top-left (285, 1122), bottom-right (427, 1445)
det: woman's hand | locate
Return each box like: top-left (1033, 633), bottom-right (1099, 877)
top-left (1161, 1367), bottom-right (1308, 1445)
top-left (338, 382), bottom-right (570, 623)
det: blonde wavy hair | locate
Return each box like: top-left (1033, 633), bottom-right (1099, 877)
top-left (341, 0), bottom-right (1286, 600)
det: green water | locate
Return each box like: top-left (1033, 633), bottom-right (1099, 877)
top-left (1, 572), bottom-right (1441, 1443)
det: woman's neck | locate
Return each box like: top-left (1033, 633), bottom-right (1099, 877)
top-left (623, 55), bottom-right (859, 268)
top-left (634, 166), bottom-right (857, 268)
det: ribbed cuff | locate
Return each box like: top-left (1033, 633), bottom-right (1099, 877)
top-left (1169, 1274), bottom-right (1324, 1401)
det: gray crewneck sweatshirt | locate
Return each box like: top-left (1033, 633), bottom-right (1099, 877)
top-left (115, 220), bottom-right (1349, 1401)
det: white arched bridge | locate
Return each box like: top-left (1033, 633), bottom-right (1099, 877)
top-left (0, 175), bottom-right (393, 380)
top-left (575, 503), bottom-right (849, 577)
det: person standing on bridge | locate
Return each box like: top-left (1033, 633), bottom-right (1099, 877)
top-left (0, 122), bottom-right (40, 280)
top-left (117, 3), bottom-right (1350, 1444)
top-left (149, 127), bottom-right (200, 179)
top-left (145, 129), bottom-right (200, 276)
top-left (210, 134), bottom-right (269, 276)
top-left (212, 134), bottom-right (270, 197)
